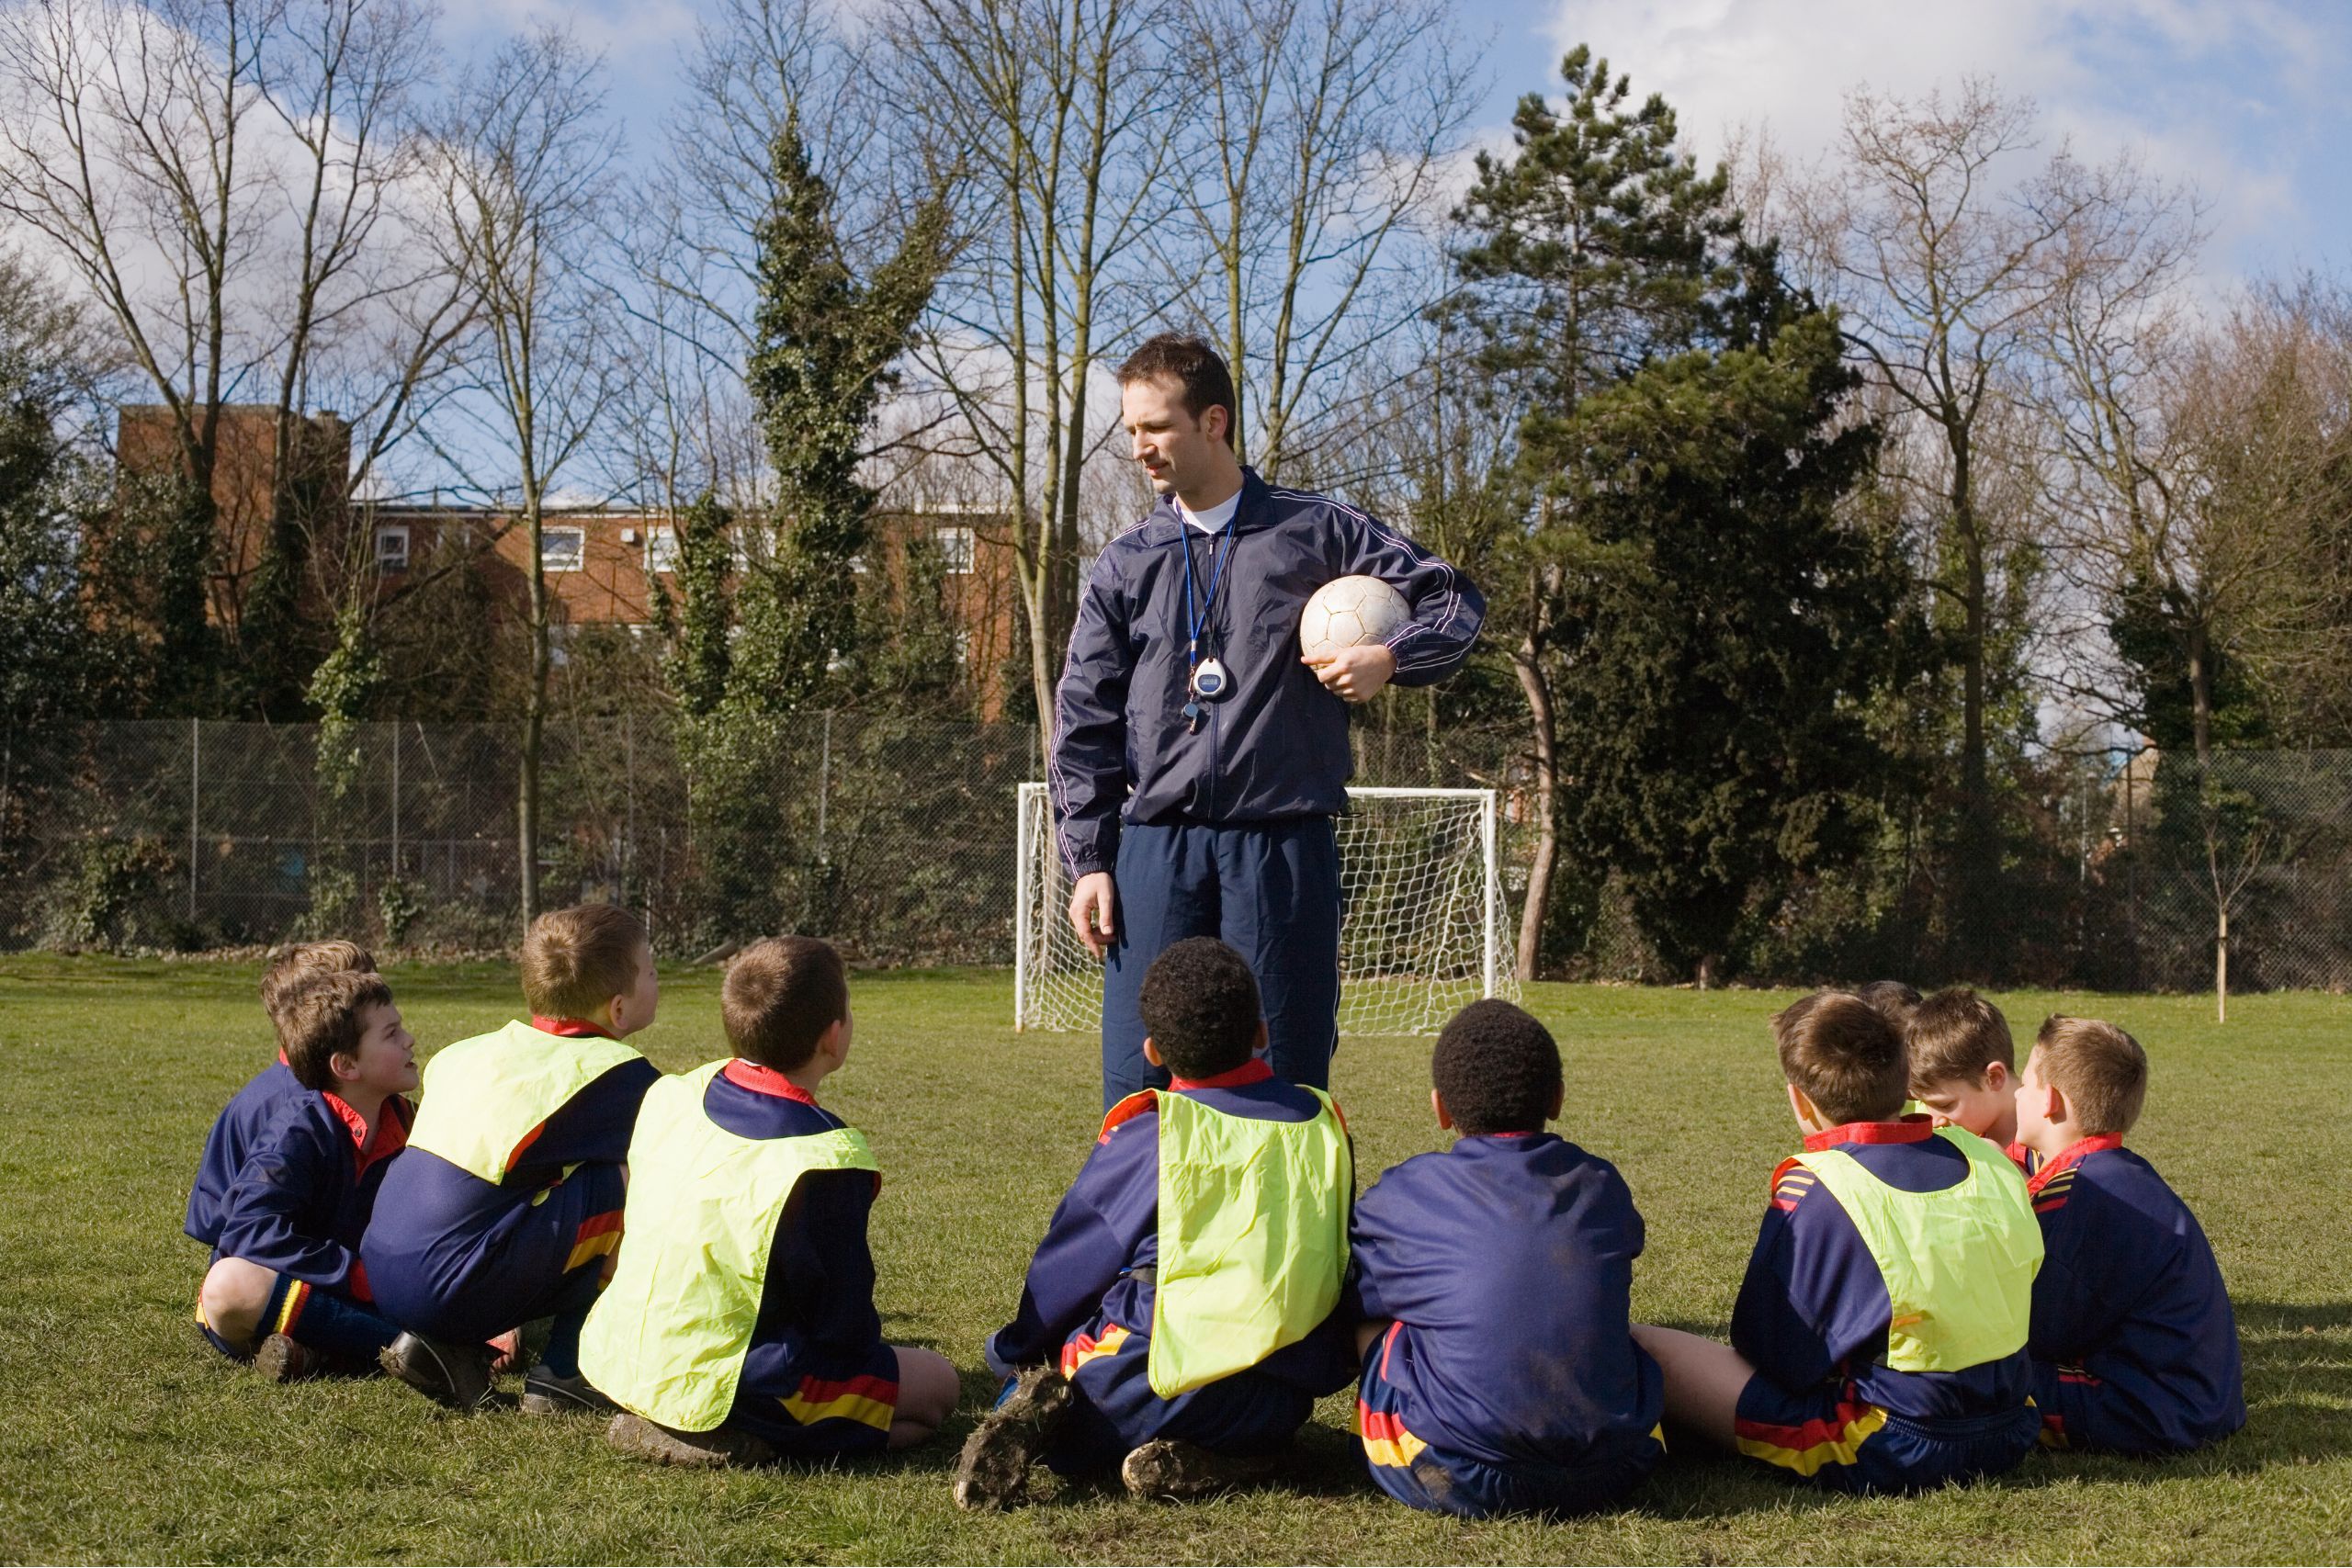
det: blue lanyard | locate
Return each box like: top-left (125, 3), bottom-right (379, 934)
top-left (1181, 508), bottom-right (1238, 666)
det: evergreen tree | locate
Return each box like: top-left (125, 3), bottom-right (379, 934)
top-left (1555, 248), bottom-right (1921, 983)
top-left (738, 118), bottom-right (950, 710)
top-left (1446, 46), bottom-right (1734, 976)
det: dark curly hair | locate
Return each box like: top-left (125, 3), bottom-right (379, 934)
top-left (1432, 999), bottom-right (1562, 1136)
top-left (1853, 979), bottom-right (1923, 1030)
top-left (1137, 937), bottom-right (1261, 1080)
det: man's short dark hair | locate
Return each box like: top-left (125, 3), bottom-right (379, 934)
top-left (1773, 989), bottom-right (1909, 1124)
top-left (722, 937), bottom-right (849, 1072)
top-left (1137, 937), bottom-right (1261, 1080)
top-left (1432, 999), bottom-right (1561, 1136)
top-left (1115, 333), bottom-right (1239, 450)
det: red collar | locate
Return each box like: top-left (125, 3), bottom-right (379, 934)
top-left (721, 1058), bottom-right (820, 1105)
top-left (322, 1090), bottom-right (413, 1175)
top-left (276, 1048), bottom-right (290, 1066)
top-left (1474, 1130), bottom-right (1541, 1139)
top-left (1170, 1059), bottom-right (1275, 1091)
top-left (1803, 1114), bottom-right (1935, 1152)
top-left (531, 1016), bottom-right (616, 1039)
top-left (2027, 1132), bottom-right (2125, 1195)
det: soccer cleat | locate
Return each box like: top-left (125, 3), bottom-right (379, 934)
top-left (606, 1412), bottom-right (777, 1469)
top-left (253, 1333), bottom-right (321, 1382)
top-left (1118, 1439), bottom-right (1279, 1502)
top-left (520, 1367), bottom-right (619, 1416)
top-left (951, 1365), bottom-right (1074, 1511)
top-left (378, 1330), bottom-right (494, 1410)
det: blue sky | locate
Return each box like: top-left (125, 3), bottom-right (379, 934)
top-left (450, 0), bottom-right (2348, 288)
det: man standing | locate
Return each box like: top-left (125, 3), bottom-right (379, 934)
top-left (1053, 334), bottom-right (1485, 1108)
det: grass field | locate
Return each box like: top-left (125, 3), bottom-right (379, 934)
top-left (1, 955), bottom-right (2346, 1564)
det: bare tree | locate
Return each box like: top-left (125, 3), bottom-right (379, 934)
top-left (889, 0), bottom-right (1178, 734)
top-left (1160, 0), bottom-right (1480, 480)
top-left (423, 24), bottom-right (623, 927)
top-left (0, 0), bottom-right (270, 695)
top-left (1801, 79), bottom-right (2150, 972)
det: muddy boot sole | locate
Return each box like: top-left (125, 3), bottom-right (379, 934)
top-left (606, 1412), bottom-right (777, 1468)
top-left (1119, 1438), bottom-right (1280, 1501)
top-left (952, 1366), bottom-right (1074, 1511)
top-left (253, 1333), bottom-right (320, 1382)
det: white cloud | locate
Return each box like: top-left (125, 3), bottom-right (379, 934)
top-left (1534, 0), bottom-right (2348, 277)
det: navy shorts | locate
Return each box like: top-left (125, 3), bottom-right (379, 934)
top-left (1735, 1375), bottom-right (2039, 1495)
top-left (724, 1339), bottom-right (902, 1461)
top-left (1045, 1318), bottom-right (1315, 1469)
top-left (1357, 1330), bottom-right (1662, 1517)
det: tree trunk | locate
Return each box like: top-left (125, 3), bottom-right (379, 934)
top-left (519, 494), bottom-right (548, 931)
top-left (2189, 620), bottom-right (2223, 1021)
top-left (2214, 901), bottom-right (2228, 1024)
top-left (1510, 633), bottom-right (1557, 983)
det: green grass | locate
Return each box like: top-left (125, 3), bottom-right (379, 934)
top-left (1, 956), bottom-right (2346, 1563)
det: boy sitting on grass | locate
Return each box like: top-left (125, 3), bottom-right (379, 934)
top-left (2012, 1016), bottom-right (2245, 1454)
top-left (1634, 990), bottom-right (2044, 1494)
top-left (187, 941), bottom-right (375, 1251)
top-left (1905, 987), bottom-right (2021, 1149)
top-left (1348, 999), bottom-right (1664, 1517)
top-left (955, 937), bottom-right (1356, 1508)
top-left (581, 937), bottom-right (958, 1467)
top-left (364, 904), bottom-right (662, 1413)
top-left (198, 970), bottom-right (413, 1380)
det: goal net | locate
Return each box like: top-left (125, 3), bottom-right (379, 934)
top-left (1015, 784), bottom-right (1519, 1035)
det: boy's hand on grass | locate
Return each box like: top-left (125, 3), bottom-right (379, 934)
top-left (1069, 872), bottom-right (1117, 959)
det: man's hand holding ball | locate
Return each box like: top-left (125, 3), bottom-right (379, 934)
top-left (1303, 643), bottom-right (1396, 703)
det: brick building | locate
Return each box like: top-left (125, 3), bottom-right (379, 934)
top-left (117, 404), bottom-right (1026, 717)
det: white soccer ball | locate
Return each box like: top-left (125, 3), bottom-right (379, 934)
top-left (1298, 574), bottom-right (1408, 660)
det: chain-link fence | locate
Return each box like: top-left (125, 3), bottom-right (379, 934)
top-left (1, 719), bottom-right (2346, 996)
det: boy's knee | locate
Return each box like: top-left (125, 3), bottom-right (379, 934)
top-left (199, 1257), bottom-right (278, 1345)
top-left (893, 1346), bottom-right (961, 1426)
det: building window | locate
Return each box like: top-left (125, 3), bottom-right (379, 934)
top-left (645, 525), bottom-right (680, 575)
top-left (375, 525), bottom-right (410, 572)
top-left (954, 628), bottom-right (973, 667)
top-left (541, 526), bottom-right (584, 572)
top-left (937, 525), bottom-right (976, 574)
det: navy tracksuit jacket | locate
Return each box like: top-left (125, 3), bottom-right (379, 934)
top-left (2021, 1135), bottom-right (2245, 1454)
top-left (1051, 468), bottom-right (1483, 1102)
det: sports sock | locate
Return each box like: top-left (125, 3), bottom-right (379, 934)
top-left (539, 1304), bottom-right (587, 1380)
top-left (261, 1275), bottom-right (401, 1361)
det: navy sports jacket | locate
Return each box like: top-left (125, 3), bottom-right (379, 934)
top-left (1051, 468), bottom-right (1483, 876)
top-left (2023, 1135), bottom-right (2245, 1454)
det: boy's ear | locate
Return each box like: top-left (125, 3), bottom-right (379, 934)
top-left (1252, 1017), bottom-right (1269, 1056)
top-left (1547, 1082), bottom-right (1565, 1122)
top-left (1142, 1036), bottom-right (1164, 1068)
top-left (328, 1051), bottom-right (362, 1086)
top-left (1430, 1087), bottom-right (1453, 1131)
top-left (1985, 1061), bottom-right (2013, 1092)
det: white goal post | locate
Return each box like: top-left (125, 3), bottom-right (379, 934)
top-left (1015, 783), bottom-right (1519, 1035)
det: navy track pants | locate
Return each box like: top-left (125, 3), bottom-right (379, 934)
top-left (1101, 818), bottom-right (1340, 1108)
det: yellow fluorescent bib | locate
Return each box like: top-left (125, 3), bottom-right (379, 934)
top-left (1147, 1087), bottom-right (1351, 1399)
top-left (1795, 1126), bottom-right (2042, 1372)
top-left (577, 1061), bottom-right (876, 1432)
top-left (406, 1021), bottom-right (646, 1185)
